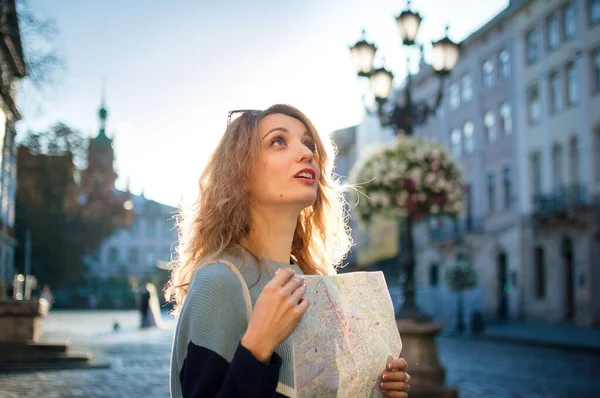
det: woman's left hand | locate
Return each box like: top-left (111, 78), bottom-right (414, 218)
top-left (380, 357), bottom-right (411, 397)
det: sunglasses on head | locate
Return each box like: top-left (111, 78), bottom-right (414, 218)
top-left (226, 109), bottom-right (262, 128)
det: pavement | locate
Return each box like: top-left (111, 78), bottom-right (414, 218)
top-left (0, 310), bottom-right (599, 397)
top-left (442, 321), bottom-right (600, 354)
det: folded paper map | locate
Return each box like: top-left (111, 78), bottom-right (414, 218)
top-left (292, 271), bottom-right (403, 397)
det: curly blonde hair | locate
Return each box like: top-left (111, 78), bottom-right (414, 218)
top-left (165, 104), bottom-right (353, 315)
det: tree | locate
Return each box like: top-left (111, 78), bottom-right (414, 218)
top-left (16, 0), bottom-right (66, 116)
top-left (15, 124), bottom-right (132, 288)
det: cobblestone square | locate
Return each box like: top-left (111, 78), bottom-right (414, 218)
top-left (0, 311), bottom-right (599, 397)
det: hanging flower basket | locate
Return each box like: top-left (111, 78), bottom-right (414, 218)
top-left (349, 134), bottom-right (465, 223)
top-left (444, 257), bottom-right (477, 292)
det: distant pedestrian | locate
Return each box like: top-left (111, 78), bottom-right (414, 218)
top-left (139, 285), bottom-right (150, 328)
top-left (39, 284), bottom-right (54, 309)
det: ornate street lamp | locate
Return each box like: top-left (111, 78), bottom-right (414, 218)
top-left (431, 26), bottom-right (461, 76)
top-left (395, 0), bottom-right (422, 46)
top-left (349, 31), bottom-right (377, 77)
top-left (349, 2), bottom-right (460, 397)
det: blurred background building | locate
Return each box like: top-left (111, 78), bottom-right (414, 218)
top-left (84, 192), bottom-right (177, 281)
top-left (79, 101), bottom-right (178, 307)
top-left (334, 0), bottom-right (600, 326)
top-left (0, 0), bottom-right (26, 289)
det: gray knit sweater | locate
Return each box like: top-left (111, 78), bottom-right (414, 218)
top-left (170, 249), bottom-right (304, 397)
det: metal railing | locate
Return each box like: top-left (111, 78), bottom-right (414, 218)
top-left (428, 216), bottom-right (485, 245)
top-left (532, 184), bottom-right (589, 217)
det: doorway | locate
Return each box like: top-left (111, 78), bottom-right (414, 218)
top-left (562, 237), bottom-right (575, 321)
top-left (497, 251), bottom-right (508, 320)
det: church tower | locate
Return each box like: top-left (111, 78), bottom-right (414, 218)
top-left (81, 94), bottom-right (118, 198)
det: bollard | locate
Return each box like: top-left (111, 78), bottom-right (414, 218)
top-left (12, 274), bottom-right (25, 300)
top-left (24, 275), bottom-right (37, 301)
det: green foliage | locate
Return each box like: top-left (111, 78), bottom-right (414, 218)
top-left (444, 255), bottom-right (477, 292)
top-left (15, 123), bottom-right (132, 288)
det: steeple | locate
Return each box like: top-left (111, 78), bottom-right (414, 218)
top-left (98, 81), bottom-right (108, 137)
top-left (94, 81), bottom-right (113, 146)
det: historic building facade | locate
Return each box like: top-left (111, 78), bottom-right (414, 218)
top-left (0, 0), bottom-right (25, 289)
top-left (85, 191), bottom-right (178, 281)
top-left (345, 0), bottom-right (600, 326)
top-left (510, 0), bottom-right (600, 325)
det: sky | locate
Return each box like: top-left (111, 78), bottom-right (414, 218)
top-left (18, 0), bottom-right (509, 208)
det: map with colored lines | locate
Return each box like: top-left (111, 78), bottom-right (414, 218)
top-left (292, 271), bottom-right (402, 397)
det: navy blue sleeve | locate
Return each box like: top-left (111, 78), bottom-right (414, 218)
top-left (180, 341), bottom-right (284, 398)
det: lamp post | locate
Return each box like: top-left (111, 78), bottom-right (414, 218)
top-left (350, 2), bottom-right (460, 397)
top-left (350, 1), bottom-right (459, 320)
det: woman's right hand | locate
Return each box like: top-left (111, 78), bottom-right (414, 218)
top-left (241, 268), bottom-right (309, 363)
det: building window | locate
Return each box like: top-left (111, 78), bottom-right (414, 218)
top-left (563, 3), bottom-right (577, 40)
top-left (594, 49), bottom-right (600, 91)
top-left (552, 144), bottom-right (564, 189)
top-left (547, 13), bottom-right (560, 50)
top-left (549, 71), bottom-right (562, 113)
top-left (534, 246), bottom-right (546, 298)
top-left (450, 128), bottom-right (462, 158)
top-left (503, 167), bottom-right (512, 209)
top-left (487, 172), bottom-right (496, 213)
top-left (484, 111), bottom-right (497, 144)
top-left (590, 0), bottom-right (600, 24)
top-left (499, 102), bottom-right (512, 136)
top-left (430, 263), bottom-right (439, 287)
top-left (449, 82), bottom-right (460, 110)
top-left (463, 121), bottom-right (475, 155)
top-left (461, 74), bottom-right (473, 103)
top-left (483, 59), bottom-right (495, 88)
top-left (499, 50), bottom-right (511, 79)
top-left (570, 137), bottom-right (579, 184)
top-left (526, 28), bottom-right (538, 64)
top-left (129, 247), bottom-right (139, 265)
top-left (566, 63), bottom-right (578, 106)
top-left (531, 152), bottom-right (542, 197)
top-left (107, 247), bottom-right (119, 264)
top-left (528, 85), bottom-right (541, 124)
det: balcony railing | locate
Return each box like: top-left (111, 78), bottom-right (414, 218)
top-left (532, 184), bottom-right (589, 218)
top-left (428, 216), bottom-right (485, 245)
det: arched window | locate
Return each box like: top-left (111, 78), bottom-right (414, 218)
top-left (450, 128), bottom-right (462, 158)
top-left (107, 247), bottom-right (119, 264)
top-left (569, 137), bottom-right (579, 185)
top-left (484, 111), bottom-right (497, 144)
top-left (463, 121), bottom-right (474, 155)
top-left (552, 143), bottom-right (563, 189)
top-left (534, 246), bottom-right (546, 298)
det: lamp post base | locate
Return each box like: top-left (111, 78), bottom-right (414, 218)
top-left (397, 318), bottom-right (458, 398)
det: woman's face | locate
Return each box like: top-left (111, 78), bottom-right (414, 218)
top-left (247, 113), bottom-right (321, 211)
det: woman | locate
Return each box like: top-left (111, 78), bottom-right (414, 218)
top-left (167, 104), bottom-right (411, 397)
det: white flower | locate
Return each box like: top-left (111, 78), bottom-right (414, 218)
top-left (431, 204), bottom-right (440, 214)
top-left (425, 173), bottom-right (436, 185)
top-left (395, 191), bottom-right (409, 207)
top-left (411, 168), bottom-right (422, 184)
top-left (370, 191), bottom-right (390, 207)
